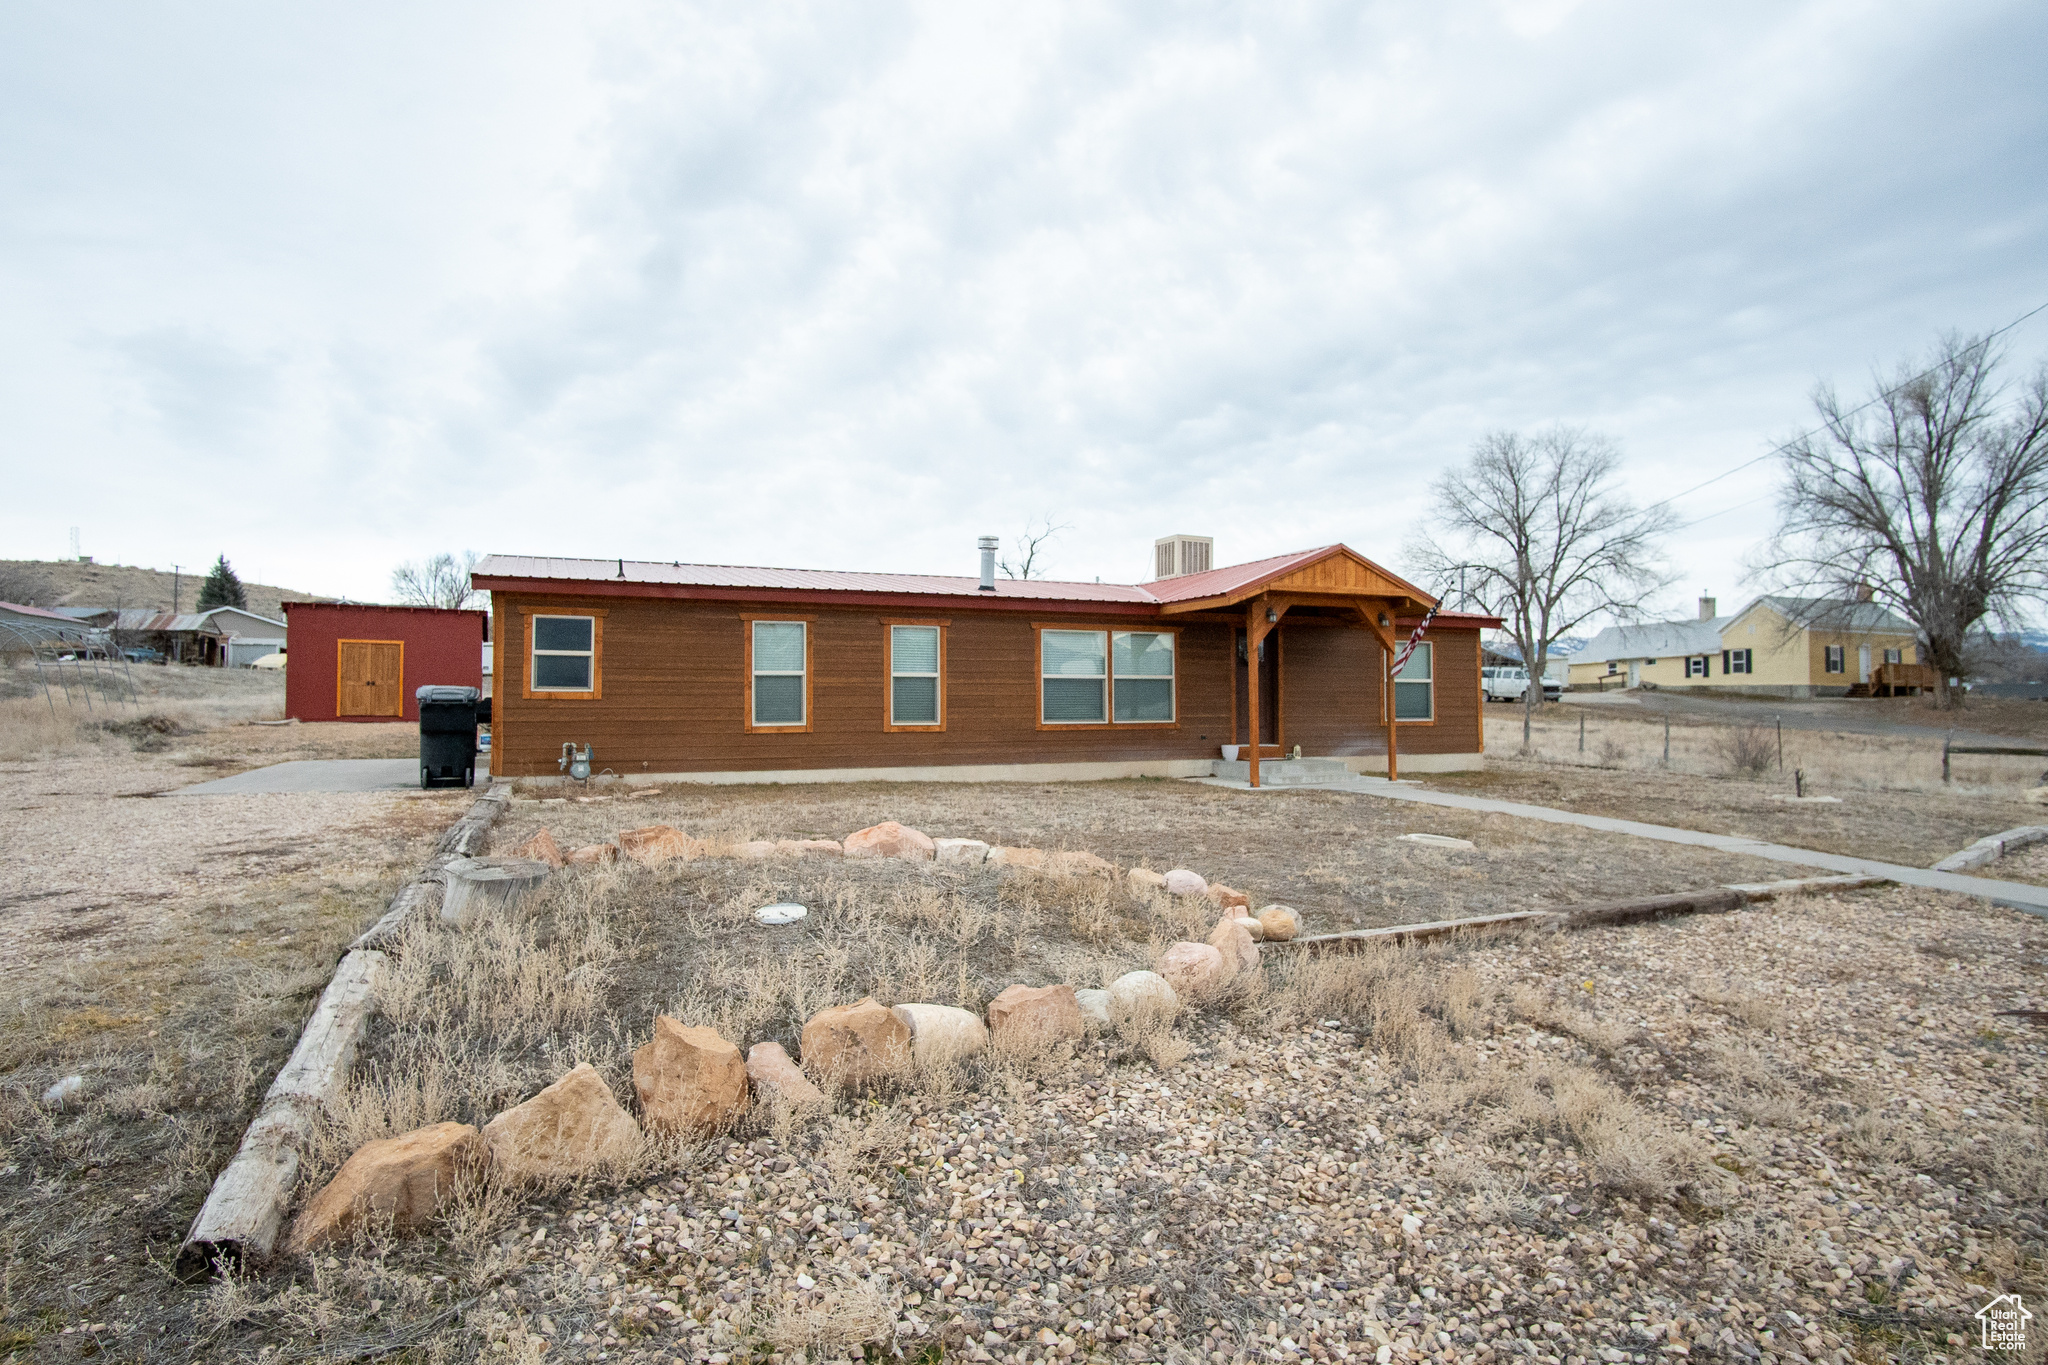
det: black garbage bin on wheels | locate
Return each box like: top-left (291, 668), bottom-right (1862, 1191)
top-left (416, 686), bottom-right (486, 788)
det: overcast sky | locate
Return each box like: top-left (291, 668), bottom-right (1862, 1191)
top-left (4, 0), bottom-right (2046, 620)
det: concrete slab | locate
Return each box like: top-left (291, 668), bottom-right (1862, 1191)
top-left (173, 759), bottom-right (428, 795)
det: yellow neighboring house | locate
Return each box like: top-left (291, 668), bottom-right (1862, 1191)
top-left (1568, 594), bottom-right (1926, 697)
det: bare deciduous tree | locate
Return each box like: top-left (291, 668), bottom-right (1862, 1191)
top-left (1760, 333), bottom-right (2048, 708)
top-left (1409, 427), bottom-right (1675, 749)
top-left (997, 517), bottom-right (1070, 581)
top-left (391, 551), bottom-right (487, 610)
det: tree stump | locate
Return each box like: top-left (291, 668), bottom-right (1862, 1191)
top-left (439, 857), bottom-right (551, 929)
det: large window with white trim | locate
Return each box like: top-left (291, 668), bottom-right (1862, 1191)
top-left (1393, 642), bottom-right (1433, 721)
top-left (889, 625), bottom-right (942, 726)
top-left (1111, 631), bottom-right (1175, 722)
top-left (751, 621), bottom-right (807, 726)
top-left (1041, 630), bottom-right (1107, 723)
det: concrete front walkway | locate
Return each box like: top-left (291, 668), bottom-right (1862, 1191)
top-left (1194, 774), bottom-right (2048, 914)
top-left (173, 758), bottom-right (426, 795)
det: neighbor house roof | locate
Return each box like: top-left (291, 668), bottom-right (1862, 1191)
top-left (1574, 617), bottom-right (1733, 665)
top-left (1744, 595), bottom-right (1916, 635)
top-left (0, 600), bottom-right (78, 622)
top-left (473, 544), bottom-right (1444, 614)
top-left (110, 607), bottom-right (286, 634)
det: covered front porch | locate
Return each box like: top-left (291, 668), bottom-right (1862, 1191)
top-left (1153, 545), bottom-right (1440, 787)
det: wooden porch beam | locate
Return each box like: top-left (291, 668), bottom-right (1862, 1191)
top-left (1245, 595), bottom-right (1289, 788)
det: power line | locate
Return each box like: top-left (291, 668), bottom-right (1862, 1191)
top-left (1644, 295), bottom-right (2048, 513)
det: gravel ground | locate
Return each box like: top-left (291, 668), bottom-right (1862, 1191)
top-left (1995, 841), bottom-right (2048, 887)
top-left (443, 883), bottom-right (2046, 1365)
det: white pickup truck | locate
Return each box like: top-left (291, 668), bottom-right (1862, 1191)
top-left (1481, 666), bottom-right (1562, 703)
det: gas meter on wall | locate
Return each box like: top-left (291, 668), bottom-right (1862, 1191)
top-left (559, 742), bottom-right (593, 782)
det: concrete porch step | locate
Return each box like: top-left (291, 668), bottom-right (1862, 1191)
top-left (1208, 757), bottom-right (1354, 786)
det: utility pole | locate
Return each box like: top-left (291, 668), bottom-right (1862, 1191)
top-left (172, 565), bottom-right (181, 614)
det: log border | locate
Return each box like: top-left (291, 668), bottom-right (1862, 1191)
top-left (1278, 871), bottom-right (1893, 951)
top-left (177, 782), bottom-right (511, 1278)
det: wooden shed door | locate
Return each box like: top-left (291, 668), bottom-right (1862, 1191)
top-left (338, 640), bottom-right (404, 718)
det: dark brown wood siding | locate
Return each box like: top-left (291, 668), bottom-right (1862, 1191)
top-left (1280, 622), bottom-right (1481, 757)
top-left (491, 595), bottom-right (1481, 777)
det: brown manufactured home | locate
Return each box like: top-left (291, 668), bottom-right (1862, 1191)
top-left (472, 542), bottom-right (1496, 787)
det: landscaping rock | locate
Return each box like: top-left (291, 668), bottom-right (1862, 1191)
top-left (1206, 883), bottom-right (1251, 910)
top-left (632, 1017), bottom-right (748, 1135)
top-left (1107, 970), bottom-right (1180, 1028)
top-left (1158, 941), bottom-right (1227, 1000)
top-left (736, 840), bottom-right (778, 859)
top-left (1231, 913), bottom-right (1266, 941)
top-left (1127, 868), bottom-right (1168, 894)
top-left (987, 983), bottom-right (1085, 1050)
top-left (800, 997), bottom-right (911, 1086)
top-left (287, 1122), bottom-right (487, 1252)
top-left (988, 846), bottom-right (1047, 869)
top-left (1208, 915), bottom-right (1260, 979)
top-left (564, 843), bottom-right (618, 866)
top-left (935, 838), bottom-right (991, 865)
top-left (891, 1003), bottom-right (989, 1067)
top-left (1073, 988), bottom-right (1113, 1031)
top-left (617, 825), bottom-right (697, 865)
top-left (1256, 905), bottom-right (1302, 942)
top-left (775, 839), bottom-right (844, 858)
top-left (511, 828), bottom-right (565, 868)
top-left (1049, 850), bottom-right (1116, 877)
top-left (842, 822), bottom-right (935, 860)
top-left (745, 1042), bottom-right (826, 1105)
top-left (1163, 868), bottom-right (1208, 897)
top-left (482, 1063), bottom-right (641, 1181)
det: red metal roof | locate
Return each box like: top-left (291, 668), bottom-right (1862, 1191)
top-left (0, 600), bottom-right (78, 621)
top-left (472, 546), bottom-right (1459, 615)
top-left (474, 555), bottom-right (1158, 603)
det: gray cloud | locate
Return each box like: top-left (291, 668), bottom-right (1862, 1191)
top-left (2, 0), bottom-right (2044, 611)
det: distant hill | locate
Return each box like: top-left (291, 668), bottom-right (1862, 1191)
top-left (0, 559), bottom-right (337, 621)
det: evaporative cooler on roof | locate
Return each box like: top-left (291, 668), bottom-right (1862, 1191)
top-left (1153, 535), bottom-right (1213, 580)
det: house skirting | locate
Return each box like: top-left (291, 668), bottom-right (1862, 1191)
top-left (505, 752), bottom-right (1486, 786)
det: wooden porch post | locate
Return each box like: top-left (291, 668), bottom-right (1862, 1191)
top-left (1352, 605), bottom-right (1400, 782)
top-left (1246, 600), bottom-right (1263, 789)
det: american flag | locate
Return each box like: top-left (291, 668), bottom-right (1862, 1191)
top-left (1389, 601), bottom-right (1440, 676)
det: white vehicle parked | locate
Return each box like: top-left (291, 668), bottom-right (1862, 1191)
top-left (1481, 666), bottom-right (1563, 703)
top-left (1481, 666), bottom-right (1531, 702)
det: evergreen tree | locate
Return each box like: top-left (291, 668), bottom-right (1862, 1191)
top-left (196, 555), bottom-right (247, 611)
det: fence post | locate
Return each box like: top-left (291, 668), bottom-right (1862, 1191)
top-left (1663, 717), bottom-right (1670, 765)
top-left (1579, 713), bottom-right (1586, 754)
top-left (1776, 717), bottom-right (1782, 772)
top-left (1942, 734), bottom-right (1951, 785)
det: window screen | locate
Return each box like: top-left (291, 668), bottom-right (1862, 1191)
top-left (1824, 645), bottom-right (1844, 674)
top-left (1041, 630), bottom-right (1106, 723)
top-left (752, 621), bottom-right (806, 725)
top-left (891, 625), bottom-right (941, 726)
top-left (1112, 631), bottom-right (1175, 722)
top-left (531, 615), bottom-right (595, 691)
top-left (1394, 642), bottom-right (1433, 721)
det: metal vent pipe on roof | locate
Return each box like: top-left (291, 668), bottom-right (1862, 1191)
top-left (978, 536), bottom-right (998, 591)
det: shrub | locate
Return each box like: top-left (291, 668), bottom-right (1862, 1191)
top-left (1713, 724), bottom-right (1776, 778)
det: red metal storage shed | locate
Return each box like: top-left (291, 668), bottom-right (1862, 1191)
top-left (283, 603), bottom-right (486, 722)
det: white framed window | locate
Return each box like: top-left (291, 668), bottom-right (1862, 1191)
top-left (1112, 631), bottom-right (1176, 722)
top-left (889, 624), bottom-right (942, 727)
top-left (750, 620), bottom-right (807, 727)
top-left (1686, 656), bottom-right (1708, 678)
top-left (1723, 648), bottom-right (1751, 675)
top-left (1884, 647), bottom-right (1902, 664)
top-left (1394, 642), bottom-right (1433, 721)
top-left (530, 615), bottom-right (595, 691)
top-left (1041, 629), bottom-right (1107, 723)
top-left (1824, 645), bottom-right (1845, 674)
